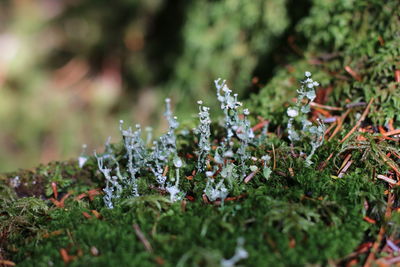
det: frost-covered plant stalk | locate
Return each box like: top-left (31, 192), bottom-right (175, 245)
top-left (287, 71), bottom-right (326, 166)
top-left (78, 144), bottom-right (88, 168)
top-left (166, 156), bottom-right (185, 202)
top-left (215, 78), bottom-right (242, 144)
top-left (95, 152), bottom-right (123, 209)
top-left (120, 121), bottom-right (148, 196)
top-left (196, 100), bottom-right (211, 172)
top-left (236, 108), bottom-right (255, 177)
top-left (214, 78), bottom-right (254, 172)
top-left (204, 171), bottom-right (229, 202)
top-left (96, 98), bottom-right (183, 208)
top-left (221, 237), bottom-right (248, 267)
top-left (148, 98), bottom-right (180, 188)
top-left (261, 155), bottom-right (272, 180)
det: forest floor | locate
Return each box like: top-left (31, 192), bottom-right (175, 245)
top-left (2, 89), bottom-right (400, 266)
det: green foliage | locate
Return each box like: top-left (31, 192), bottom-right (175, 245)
top-left (1, 131), bottom-right (391, 266)
top-left (166, 0), bottom-right (289, 118)
top-left (1, 0), bottom-right (400, 266)
top-left (252, 0), bottom-right (400, 125)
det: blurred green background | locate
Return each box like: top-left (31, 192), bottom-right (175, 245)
top-left (0, 0), bottom-right (310, 172)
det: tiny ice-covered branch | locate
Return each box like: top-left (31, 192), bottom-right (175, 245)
top-left (166, 156), bottom-right (185, 202)
top-left (215, 78), bottom-right (242, 143)
top-left (214, 78), bottom-right (254, 176)
top-left (95, 151), bottom-right (123, 209)
top-left (120, 121), bottom-right (147, 196)
top-left (221, 237), bottom-right (248, 267)
top-left (287, 71), bottom-right (326, 166)
top-left (204, 171), bottom-right (229, 202)
top-left (78, 144), bottom-right (88, 168)
top-left (236, 108), bottom-right (255, 177)
top-left (196, 100), bottom-right (211, 172)
top-left (148, 98), bottom-right (180, 188)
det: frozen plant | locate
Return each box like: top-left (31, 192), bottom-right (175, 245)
top-left (304, 119), bottom-right (326, 166)
top-left (220, 163), bottom-right (239, 188)
top-left (163, 98), bottom-right (179, 155)
top-left (158, 98), bottom-right (179, 158)
top-left (95, 152), bottom-right (123, 209)
top-left (148, 98), bottom-right (180, 188)
top-left (221, 237), bottom-right (248, 267)
top-left (204, 171), bottom-right (229, 202)
top-left (166, 156), bottom-right (185, 202)
top-left (196, 100), bottom-right (211, 172)
top-left (214, 79), bottom-right (254, 174)
top-left (215, 78), bottom-right (242, 143)
top-left (120, 121), bottom-right (148, 197)
top-left (261, 155), bottom-right (272, 180)
top-left (236, 108), bottom-right (255, 177)
top-left (78, 144), bottom-right (88, 168)
top-left (148, 140), bottom-right (168, 188)
top-left (287, 71), bottom-right (326, 166)
top-left (9, 176), bottom-right (21, 188)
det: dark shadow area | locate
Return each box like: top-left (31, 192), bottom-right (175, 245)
top-left (146, 0), bottom-right (190, 84)
top-left (245, 0), bottom-right (312, 98)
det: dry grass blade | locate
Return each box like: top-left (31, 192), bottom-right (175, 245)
top-left (310, 102), bottom-right (343, 111)
top-left (383, 129), bottom-right (400, 137)
top-left (0, 260), bottom-right (16, 266)
top-left (363, 192), bottom-right (393, 267)
top-left (340, 98), bottom-right (374, 144)
top-left (328, 109), bottom-right (351, 141)
top-left (377, 174), bottom-right (397, 185)
top-left (133, 223), bottom-right (153, 253)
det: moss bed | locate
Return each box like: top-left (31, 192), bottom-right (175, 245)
top-left (1, 110), bottom-right (400, 266)
top-left (1, 1), bottom-right (400, 266)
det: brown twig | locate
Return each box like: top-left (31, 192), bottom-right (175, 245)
top-left (338, 160), bottom-right (353, 178)
top-left (363, 192), bottom-right (393, 267)
top-left (395, 70), bottom-right (400, 83)
top-left (244, 170), bottom-right (259, 184)
top-left (338, 154), bottom-right (352, 173)
top-left (272, 144), bottom-right (276, 170)
top-left (340, 98), bottom-right (374, 143)
top-left (317, 152), bottom-right (334, 171)
top-left (377, 174), bottom-right (397, 185)
top-left (252, 120), bottom-right (269, 132)
top-left (50, 192), bottom-right (71, 208)
top-left (51, 182), bottom-right (58, 199)
top-left (382, 129), bottom-right (400, 137)
top-left (324, 122), bottom-right (337, 137)
top-left (82, 212), bottom-right (92, 219)
top-left (328, 109), bottom-right (351, 141)
top-left (345, 66), bottom-right (362, 81)
top-left (0, 260), bottom-right (16, 266)
top-left (133, 224), bottom-right (153, 253)
top-left (310, 102), bottom-right (343, 111)
top-left (162, 166), bottom-right (169, 177)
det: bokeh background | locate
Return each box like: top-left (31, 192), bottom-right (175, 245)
top-left (0, 0), bottom-right (309, 172)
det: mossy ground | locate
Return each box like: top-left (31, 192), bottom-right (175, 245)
top-left (1, 124), bottom-right (399, 266)
top-left (1, 1), bottom-right (399, 266)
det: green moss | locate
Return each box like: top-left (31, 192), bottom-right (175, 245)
top-left (252, 0), bottom-right (400, 125)
top-left (1, 0), bottom-right (399, 265)
top-left (1, 133), bottom-right (392, 266)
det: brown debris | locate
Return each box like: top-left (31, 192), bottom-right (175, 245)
top-left (345, 66), bottom-right (362, 81)
top-left (133, 223), bottom-right (153, 253)
top-left (50, 192), bottom-right (71, 208)
top-left (0, 260), bottom-right (16, 266)
top-left (340, 98), bottom-right (374, 143)
top-left (363, 192), bottom-right (394, 267)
